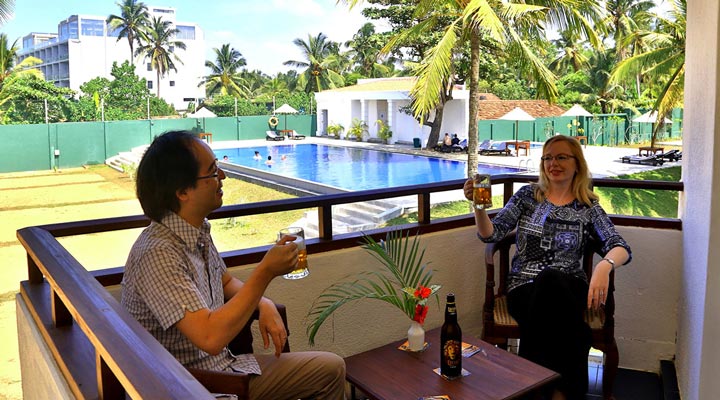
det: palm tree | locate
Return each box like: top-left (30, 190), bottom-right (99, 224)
top-left (200, 44), bottom-right (248, 98)
top-left (0, 33), bottom-right (18, 85)
top-left (549, 30), bottom-right (590, 74)
top-left (611, 0), bottom-right (686, 148)
top-left (602, 0), bottom-right (656, 97)
top-left (579, 49), bottom-right (633, 114)
top-left (107, 0), bottom-right (150, 65)
top-left (346, 0), bottom-right (603, 176)
top-left (0, 33), bottom-right (43, 92)
top-left (345, 23), bottom-right (392, 78)
top-left (0, 0), bottom-right (14, 24)
top-left (283, 32), bottom-right (344, 93)
top-left (602, 0), bottom-right (655, 61)
top-left (135, 16), bottom-right (186, 98)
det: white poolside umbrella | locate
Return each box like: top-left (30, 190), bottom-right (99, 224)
top-left (499, 107), bottom-right (535, 141)
top-left (273, 103), bottom-right (298, 131)
top-left (633, 111), bottom-right (672, 124)
top-left (562, 104), bottom-right (593, 117)
top-left (633, 111), bottom-right (673, 142)
top-left (562, 104), bottom-right (593, 136)
top-left (187, 107), bottom-right (216, 118)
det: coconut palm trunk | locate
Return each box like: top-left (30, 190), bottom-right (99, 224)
top-left (466, 30), bottom-right (480, 179)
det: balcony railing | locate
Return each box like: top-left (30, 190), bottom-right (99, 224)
top-left (16, 175), bottom-right (682, 399)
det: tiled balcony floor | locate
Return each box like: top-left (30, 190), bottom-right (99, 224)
top-left (588, 366), bottom-right (662, 400)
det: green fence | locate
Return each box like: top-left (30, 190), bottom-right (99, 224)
top-left (0, 109), bottom-right (681, 174)
top-left (0, 115), bottom-right (316, 173)
top-left (476, 109), bottom-right (683, 146)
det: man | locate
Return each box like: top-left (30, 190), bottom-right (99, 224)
top-left (451, 134), bottom-right (460, 146)
top-left (121, 130), bottom-right (346, 399)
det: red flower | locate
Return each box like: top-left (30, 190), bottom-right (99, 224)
top-left (414, 286), bottom-right (432, 300)
top-left (413, 304), bottom-right (429, 324)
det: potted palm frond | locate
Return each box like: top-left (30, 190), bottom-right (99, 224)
top-left (306, 230), bottom-right (441, 351)
top-left (376, 119), bottom-right (393, 144)
top-left (326, 122), bottom-right (344, 139)
top-left (347, 118), bottom-right (368, 141)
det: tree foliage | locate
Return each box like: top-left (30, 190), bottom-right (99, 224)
top-left (76, 61), bottom-right (175, 121)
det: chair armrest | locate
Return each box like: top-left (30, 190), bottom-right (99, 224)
top-left (189, 303), bottom-right (289, 398)
top-left (186, 367), bottom-right (250, 399)
top-left (228, 303), bottom-right (290, 355)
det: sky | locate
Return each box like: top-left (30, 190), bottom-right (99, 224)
top-left (1, 0), bottom-right (674, 77)
top-left (0, 0), bottom-right (373, 75)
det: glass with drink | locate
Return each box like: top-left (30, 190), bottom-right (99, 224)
top-left (472, 173), bottom-right (493, 210)
top-left (278, 227), bottom-right (309, 280)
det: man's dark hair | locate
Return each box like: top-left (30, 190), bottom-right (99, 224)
top-left (136, 130), bottom-right (200, 221)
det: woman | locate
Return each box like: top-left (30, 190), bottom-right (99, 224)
top-left (463, 135), bottom-right (631, 400)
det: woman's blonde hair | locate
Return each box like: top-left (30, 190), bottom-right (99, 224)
top-left (534, 135), bottom-right (598, 206)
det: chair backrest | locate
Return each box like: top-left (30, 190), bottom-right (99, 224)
top-left (478, 139), bottom-right (492, 150)
top-left (267, 130), bottom-right (277, 137)
top-left (492, 141), bottom-right (509, 150)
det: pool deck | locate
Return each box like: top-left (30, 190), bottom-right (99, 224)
top-left (213, 137), bottom-right (682, 179)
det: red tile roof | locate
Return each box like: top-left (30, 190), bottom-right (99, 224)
top-left (476, 99), bottom-right (567, 120)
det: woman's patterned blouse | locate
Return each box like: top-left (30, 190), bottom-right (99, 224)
top-left (479, 184), bottom-right (632, 292)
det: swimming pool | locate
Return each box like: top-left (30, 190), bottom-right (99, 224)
top-left (216, 144), bottom-right (522, 191)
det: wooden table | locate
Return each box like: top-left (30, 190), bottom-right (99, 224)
top-left (574, 136), bottom-right (587, 148)
top-left (506, 140), bottom-right (531, 157)
top-left (279, 129), bottom-right (293, 137)
top-left (638, 146), bottom-right (664, 156)
top-left (345, 327), bottom-right (559, 400)
top-left (197, 132), bottom-right (212, 143)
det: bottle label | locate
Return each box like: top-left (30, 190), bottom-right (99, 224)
top-left (447, 305), bottom-right (456, 314)
top-left (443, 339), bottom-right (462, 367)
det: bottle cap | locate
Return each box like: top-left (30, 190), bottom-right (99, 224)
top-left (447, 293), bottom-right (455, 302)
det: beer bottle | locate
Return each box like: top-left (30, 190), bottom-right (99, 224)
top-left (440, 293), bottom-right (462, 378)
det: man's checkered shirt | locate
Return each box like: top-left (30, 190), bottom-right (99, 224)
top-left (121, 212), bottom-right (261, 375)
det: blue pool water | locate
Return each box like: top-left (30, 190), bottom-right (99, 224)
top-left (216, 144), bottom-right (522, 191)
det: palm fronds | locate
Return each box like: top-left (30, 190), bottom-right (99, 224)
top-left (305, 230), bottom-right (440, 346)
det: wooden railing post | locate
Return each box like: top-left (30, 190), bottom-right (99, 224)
top-left (97, 353), bottom-right (125, 400)
top-left (27, 254), bottom-right (43, 284)
top-left (318, 205), bottom-right (333, 240)
top-left (417, 193), bottom-right (431, 224)
top-left (52, 289), bottom-right (72, 327)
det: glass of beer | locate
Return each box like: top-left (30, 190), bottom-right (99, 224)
top-left (278, 227), bottom-right (309, 280)
top-left (472, 173), bottom-right (493, 210)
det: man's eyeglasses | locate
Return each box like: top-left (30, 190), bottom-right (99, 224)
top-left (540, 154), bottom-right (576, 162)
top-left (196, 162), bottom-right (220, 180)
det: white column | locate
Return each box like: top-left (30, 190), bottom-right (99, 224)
top-left (679, 1), bottom-right (720, 399)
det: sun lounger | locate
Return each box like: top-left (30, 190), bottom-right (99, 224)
top-left (620, 155), bottom-right (665, 166)
top-left (479, 140), bottom-right (512, 156)
top-left (266, 131), bottom-right (285, 141)
top-left (289, 130), bottom-right (306, 140)
top-left (656, 149), bottom-right (680, 161)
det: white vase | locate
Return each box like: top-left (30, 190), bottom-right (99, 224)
top-left (407, 321), bottom-right (425, 351)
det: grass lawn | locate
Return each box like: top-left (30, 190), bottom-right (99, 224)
top-left (384, 166), bottom-right (682, 225)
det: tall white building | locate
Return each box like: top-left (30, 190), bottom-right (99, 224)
top-left (16, 5), bottom-right (205, 110)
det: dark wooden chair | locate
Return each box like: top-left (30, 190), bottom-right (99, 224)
top-left (482, 232), bottom-right (618, 399)
top-left (187, 304), bottom-right (290, 399)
